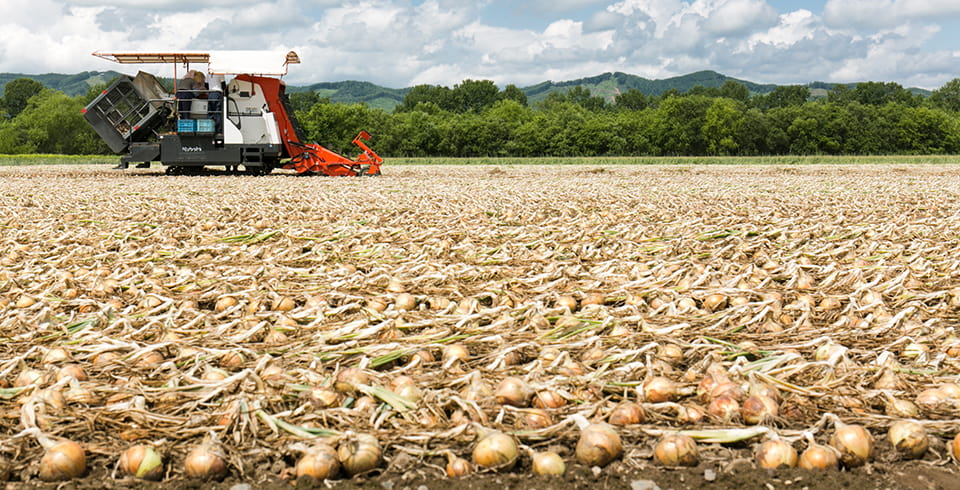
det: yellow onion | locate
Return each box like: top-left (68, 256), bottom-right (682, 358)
top-left (296, 444), bottom-right (340, 480)
top-left (394, 293), bottom-right (417, 311)
top-left (39, 439), bottom-right (86, 482)
top-left (575, 423), bottom-right (622, 467)
top-left (940, 383), bottom-right (960, 399)
top-left (118, 445), bottom-right (163, 481)
top-left (556, 295), bottom-right (578, 311)
top-left (643, 376), bottom-right (678, 403)
top-left (532, 390), bottom-right (567, 409)
top-left (445, 454), bottom-right (474, 477)
top-left (494, 376), bottom-right (531, 407)
top-left (337, 433), bottom-right (381, 476)
top-left (658, 344), bottom-right (684, 365)
top-left (442, 344), bottom-right (470, 364)
top-left (214, 296), bottom-right (237, 312)
top-left (472, 430), bottom-right (518, 470)
top-left (708, 395), bottom-right (740, 422)
top-left (271, 296), bottom-right (296, 312)
top-left (608, 401), bottom-right (645, 426)
top-left (952, 433), bottom-right (960, 462)
top-left (184, 441), bottom-right (228, 480)
top-left (654, 434), bottom-right (699, 467)
top-left (799, 439), bottom-right (839, 471)
top-left (334, 367), bottom-right (369, 394)
top-left (677, 404), bottom-right (706, 425)
top-left (697, 365), bottom-right (730, 401)
top-left (888, 420), bottom-right (928, 459)
top-left (302, 387), bottom-right (342, 409)
top-left (829, 422), bottom-right (874, 467)
top-left (741, 395), bottom-right (779, 425)
top-left (755, 440), bottom-right (797, 469)
top-left (518, 409), bottom-right (554, 429)
top-left (56, 364), bottom-right (87, 382)
top-left (531, 451), bottom-right (566, 476)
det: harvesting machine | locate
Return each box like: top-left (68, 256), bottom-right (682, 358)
top-left (83, 50), bottom-right (382, 176)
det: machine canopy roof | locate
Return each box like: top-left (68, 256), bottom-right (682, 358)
top-left (92, 50), bottom-right (300, 76)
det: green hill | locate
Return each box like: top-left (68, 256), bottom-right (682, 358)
top-left (1, 70), bottom-right (933, 112)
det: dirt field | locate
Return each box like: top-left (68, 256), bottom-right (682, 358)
top-left (0, 164), bottom-right (959, 488)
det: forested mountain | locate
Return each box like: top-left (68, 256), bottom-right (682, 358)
top-left (0, 69), bottom-right (933, 112)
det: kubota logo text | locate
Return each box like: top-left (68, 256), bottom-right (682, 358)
top-left (182, 146), bottom-right (203, 152)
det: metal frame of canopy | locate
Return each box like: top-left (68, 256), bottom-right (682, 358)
top-left (91, 50), bottom-right (301, 91)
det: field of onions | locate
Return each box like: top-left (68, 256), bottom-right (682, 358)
top-left (0, 163), bottom-right (959, 489)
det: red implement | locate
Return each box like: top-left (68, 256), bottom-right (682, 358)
top-left (238, 74), bottom-right (383, 176)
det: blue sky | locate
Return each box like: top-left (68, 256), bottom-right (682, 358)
top-left (2, 1), bottom-right (960, 90)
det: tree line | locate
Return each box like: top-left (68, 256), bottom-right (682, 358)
top-left (4, 75), bottom-right (960, 157)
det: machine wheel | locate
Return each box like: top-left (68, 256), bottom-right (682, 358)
top-left (242, 163), bottom-right (274, 176)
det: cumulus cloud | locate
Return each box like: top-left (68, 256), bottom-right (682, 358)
top-left (2, 0), bottom-right (960, 90)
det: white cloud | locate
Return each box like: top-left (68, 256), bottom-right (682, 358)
top-left (2, 1), bottom-right (960, 91)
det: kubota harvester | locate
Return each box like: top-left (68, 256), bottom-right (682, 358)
top-left (83, 50), bottom-right (382, 176)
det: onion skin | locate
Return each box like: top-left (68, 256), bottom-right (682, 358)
top-left (296, 444), bottom-right (340, 480)
top-left (472, 431), bottom-right (518, 470)
top-left (741, 395), bottom-right (779, 425)
top-left (798, 443), bottom-right (839, 471)
top-left (829, 423), bottom-right (874, 468)
top-left (888, 420), bottom-right (928, 459)
top-left (184, 444), bottom-right (228, 481)
top-left (337, 433), bottom-right (381, 476)
top-left (575, 423), bottom-right (623, 467)
top-left (494, 377), bottom-right (531, 407)
top-left (531, 451), bottom-right (566, 476)
top-left (654, 434), bottom-right (699, 467)
top-left (608, 401), bottom-right (645, 426)
top-left (445, 456), bottom-right (474, 477)
top-left (39, 440), bottom-right (86, 482)
top-left (755, 440), bottom-right (798, 469)
top-left (118, 445), bottom-right (163, 481)
top-left (643, 376), bottom-right (678, 403)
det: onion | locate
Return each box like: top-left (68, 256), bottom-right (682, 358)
top-left (643, 376), bottom-right (678, 403)
top-left (708, 395), bottom-right (740, 422)
top-left (697, 365), bottom-right (730, 401)
top-left (39, 439), bottom-right (86, 482)
top-left (710, 380), bottom-right (745, 401)
top-left (296, 444), bottom-right (340, 480)
top-left (556, 295), bottom-right (578, 311)
top-left (519, 409), bottom-right (553, 429)
top-left (302, 387), bottom-right (342, 409)
top-left (532, 390), bottom-right (567, 409)
top-left (337, 433), bottom-right (381, 476)
top-left (658, 344), bottom-right (684, 365)
top-left (741, 395), bottom-right (779, 425)
top-left (575, 423), bottom-right (622, 467)
top-left (915, 388), bottom-right (949, 412)
top-left (888, 420), bottom-right (928, 459)
top-left (755, 440), bottom-right (797, 469)
top-left (952, 433), bottom-right (960, 462)
top-left (940, 383), bottom-right (960, 399)
top-left (798, 441), bottom-right (839, 471)
top-left (334, 367), bottom-right (369, 394)
top-left (677, 404), bottom-right (706, 425)
top-left (472, 430), bottom-right (518, 470)
top-left (531, 451), bottom-right (566, 476)
top-left (394, 293), bottom-right (416, 311)
top-left (214, 296), bottom-right (237, 312)
top-left (271, 296), bottom-right (296, 312)
top-left (702, 293), bottom-right (727, 311)
top-left (608, 401), bottom-right (645, 426)
top-left (829, 422), bottom-right (874, 467)
top-left (442, 344), bottom-right (470, 364)
top-left (56, 364), bottom-right (87, 382)
top-left (654, 434), bottom-right (699, 467)
top-left (445, 455), bottom-right (474, 477)
top-left (494, 376), bottom-right (531, 407)
top-left (119, 445), bottom-right (163, 481)
top-left (218, 351), bottom-right (244, 369)
top-left (184, 442), bottom-right (228, 481)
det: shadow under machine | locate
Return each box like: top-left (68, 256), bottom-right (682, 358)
top-left (82, 50), bottom-right (382, 176)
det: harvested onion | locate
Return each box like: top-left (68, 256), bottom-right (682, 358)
top-left (829, 422), bottom-right (874, 467)
top-left (184, 441), bottom-right (228, 481)
top-left (337, 433), bottom-right (381, 476)
top-left (119, 445), bottom-right (163, 481)
top-left (755, 439), bottom-right (797, 469)
top-left (888, 420), bottom-right (928, 459)
top-left (608, 401), bottom-right (645, 426)
top-left (575, 423), bottom-right (622, 467)
top-left (643, 376), bottom-right (678, 403)
top-left (39, 439), bottom-right (85, 482)
top-left (472, 430), bottom-right (518, 470)
top-left (494, 376), bottom-right (531, 407)
top-left (296, 444), bottom-right (340, 480)
top-left (531, 451), bottom-right (566, 476)
top-left (799, 440), bottom-right (839, 471)
top-left (445, 454), bottom-right (474, 477)
top-left (741, 395), bottom-right (778, 425)
top-left (654, 434), bottom-right (699, 467)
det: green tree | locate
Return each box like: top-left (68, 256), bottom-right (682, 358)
top-left (719, 81), bottom-right (750, 103)
top-left (650, 95), bottom-right (713, 155)
top-left (498, 84), bottom-right (528, 106)
top-left (752, 85), bottom-right (810, 110)
top-left (703, 98), bottom-right (746, 155)
top-left (614, 89), bottom-right (650, 111)
top-left (395, 84), bottom-right (455, 113)
top-left (452, 79), bottom-right (500, 113)
top-left (929, 78), bottom-right (960, 112)
top-left (5, 90), bottom-right (106, 154)
top-left (3, 78), bottom-right (44, 118)
top-left (289, 91), bottom-right (324, 113)
top-left (852, 81), bottom-right (917, 107)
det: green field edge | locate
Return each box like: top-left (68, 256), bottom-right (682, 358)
top-left (4, 154), bottom-right (960, 167)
